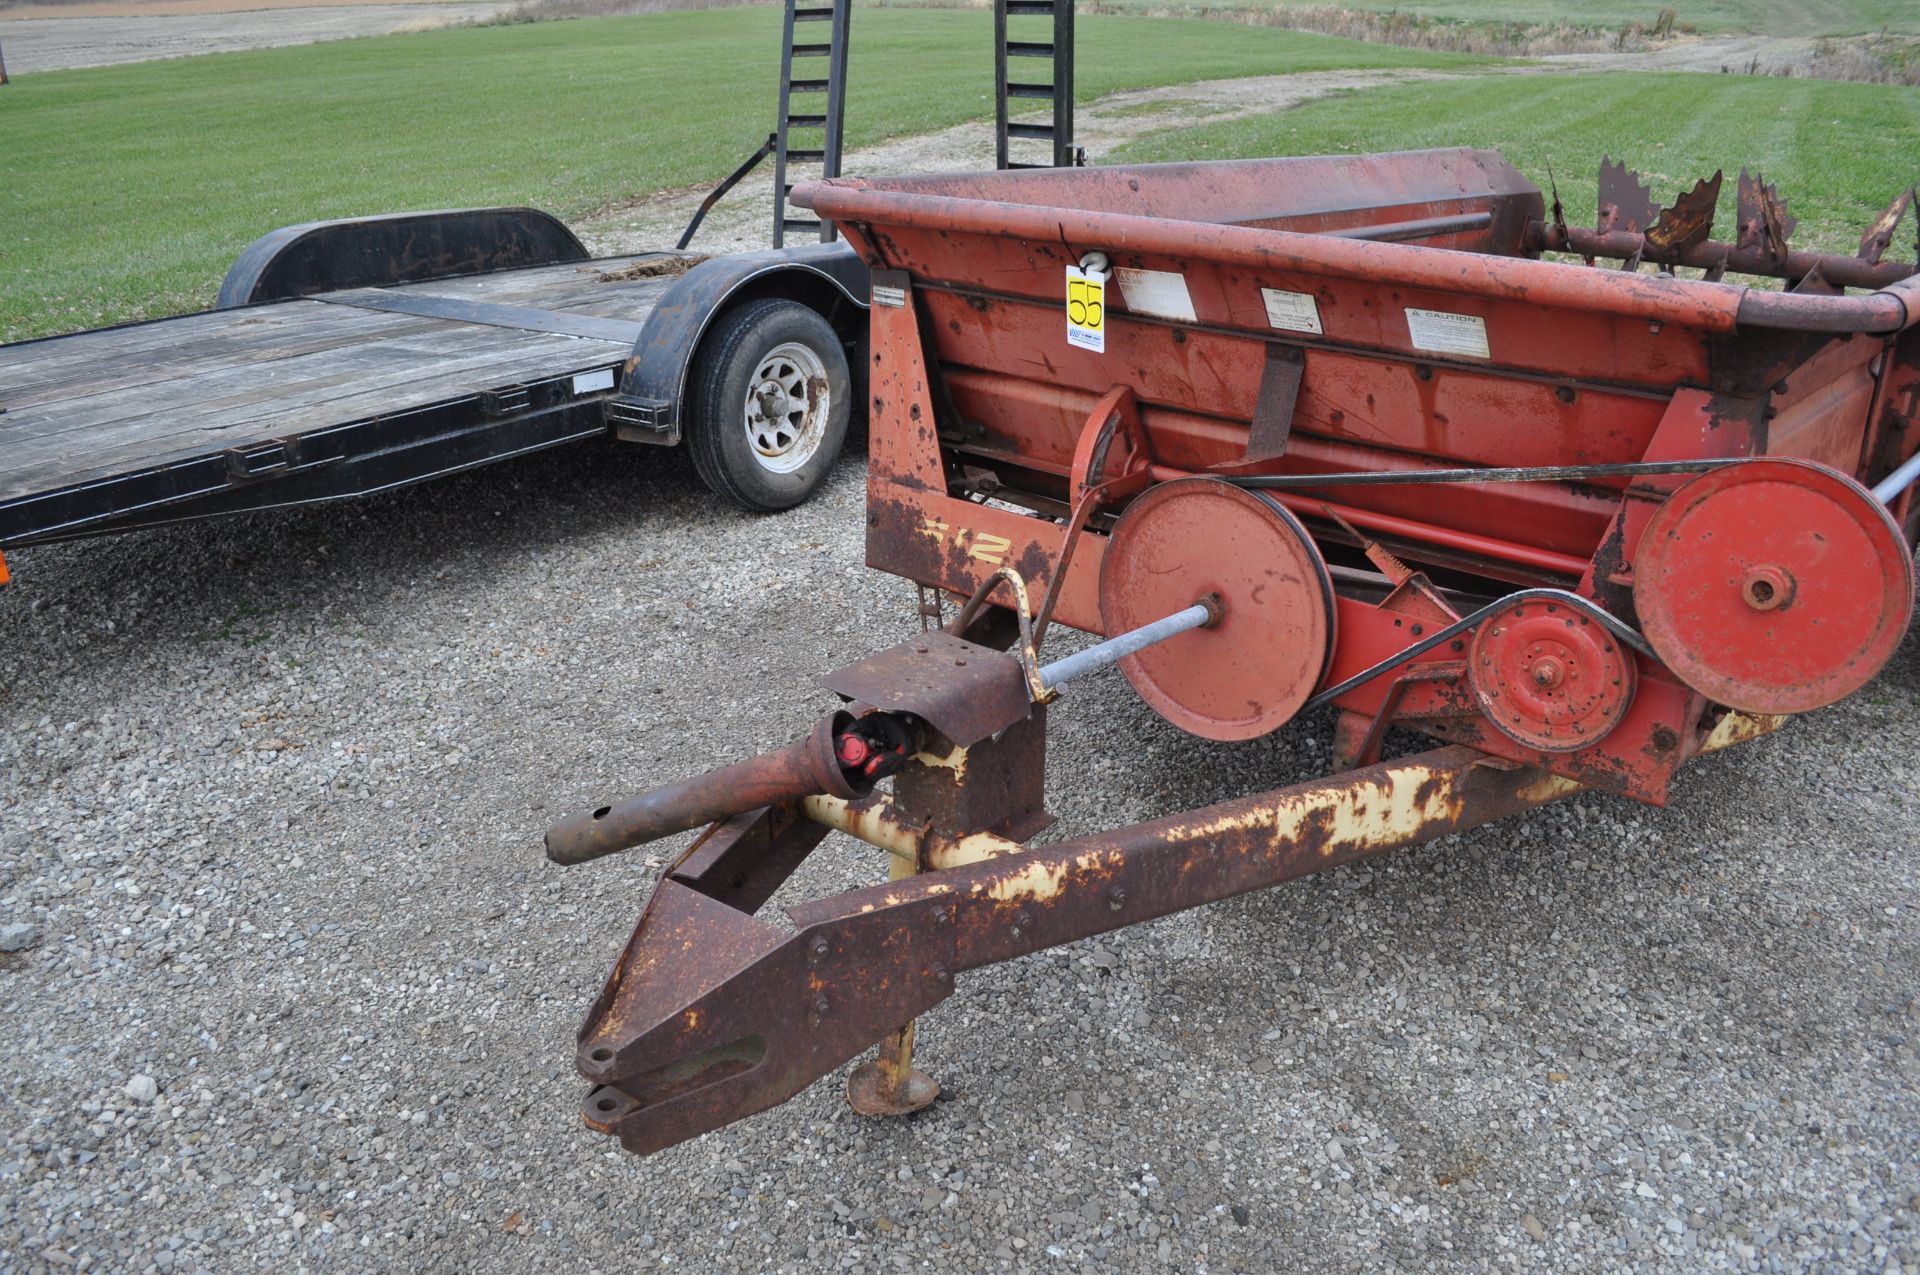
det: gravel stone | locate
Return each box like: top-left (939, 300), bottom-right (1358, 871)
top-left (0, 920), bottom-right (37, 952)
top-left (0, 445), bottom-right (1916, 1273)
top-left (122, 1075), bottom-right (157, 1105)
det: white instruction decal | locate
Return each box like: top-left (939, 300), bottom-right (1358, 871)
top-left (1261, 288), bottom-right (1323, 335)
top-left (1113, 268), bottom-right (1196, 322)
top-left (872, 283), bottom-right (907, 308)
top-left (572, 368), bottom-right (616, 395)
top-left (1404, 308), bottom-right (1490, 358)
top-left (1066, 265), bottom-right (1106, 353)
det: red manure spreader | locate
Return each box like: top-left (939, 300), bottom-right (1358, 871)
top-left (545, 149), bottom-right (1920, 1156)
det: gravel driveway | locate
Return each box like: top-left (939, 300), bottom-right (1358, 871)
top-left (0, 439), bottom-right (1916, 1274)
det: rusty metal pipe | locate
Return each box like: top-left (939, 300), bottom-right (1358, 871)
top-left (546, 712), bottom-right (861, 866)
top-left (1326, 211), bottom-right (1492, 243)
top-left (1536, 223), bottom-right (1919, 291)
top-left (1735, 285), bottom-right (1912, 334)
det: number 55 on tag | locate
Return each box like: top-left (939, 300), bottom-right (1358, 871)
top-left (1066, 264), bottom-right (1106, 353)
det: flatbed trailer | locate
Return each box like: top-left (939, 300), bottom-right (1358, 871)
top-left (0, 208), bottom-right (869, 579)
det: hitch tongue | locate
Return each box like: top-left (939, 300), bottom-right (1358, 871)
top-left (545, 709), bottom-right (918, 865)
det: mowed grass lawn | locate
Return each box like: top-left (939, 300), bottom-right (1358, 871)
top-left (1090, 0), bottom-right (1919, 35)
top-left (0, 10), bottom-right (1485, 342)
top-left (1118, 73), bottom-right (1920, 256)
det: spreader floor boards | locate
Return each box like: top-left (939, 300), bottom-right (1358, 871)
top-left (0, 253), bottom-right (690, 542)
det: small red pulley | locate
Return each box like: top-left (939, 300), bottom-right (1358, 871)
top-left (1632, 457), bottom-right (1915, 715)
top-left (1098, 478), bottom-right (1336, 742)
top-left (1468, 596), bottom-right (1637, 753)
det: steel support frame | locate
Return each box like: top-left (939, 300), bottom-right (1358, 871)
top-left (576, 737), bottom-right (1589, 1158)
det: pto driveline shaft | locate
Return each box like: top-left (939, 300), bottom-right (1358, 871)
top-left (545, 712), bottom-right (858, 866)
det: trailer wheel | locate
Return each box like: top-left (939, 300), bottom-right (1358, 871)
top-left (685, 298), bottom-right (851, 512)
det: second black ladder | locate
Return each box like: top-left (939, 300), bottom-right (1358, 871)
top-left (994, 0), bottom-right (1077, 170)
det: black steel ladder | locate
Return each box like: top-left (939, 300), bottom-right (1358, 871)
top-left (994, 0), bottom-right (1077, 169)
top-left (772, 0), bottom-right (852, 247)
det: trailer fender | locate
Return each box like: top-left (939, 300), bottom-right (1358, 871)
top-left (606, 241), bottom-right (869, 445)
top-left (216, 208), bottom-right (590, 308)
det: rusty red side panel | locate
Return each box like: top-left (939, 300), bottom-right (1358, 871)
top-left (798, 150), bottom-right (1919, 803)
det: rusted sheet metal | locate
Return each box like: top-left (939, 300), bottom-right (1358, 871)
top-left (812, 186), bottom-right (1751, 333)
top-left (578, 850), bottom-right (957, 1156)
top-left (1737, 170), bottom-right (1798, 271)
top-left (1596, 157), bottom-right (1658, 237)
top-left (1645, 171), bottom-right (1723, 257)
top-left (820, 630), bottom-right (1031, 747)
top-left (577, 745), bottom-right (1582, 1157)
top-left (843, 148), bottom-right (1544, 247)
top-left (832, 153), bottom-right (1918, 802)
top-left (920, 287), bottom-right (1691, 454)
top-left (1859, 188), bottom-right (1914, 267)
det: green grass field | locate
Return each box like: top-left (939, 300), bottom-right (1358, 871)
top-left (1116, 73), bottom-right (1920, 255)
top-left (1091, 0), bottom-right (1920, 36)
top-left (0, 9), bottom-right (1484, 342)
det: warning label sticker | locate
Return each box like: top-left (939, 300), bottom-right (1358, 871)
top-left (1114, 268), bottom-right (1197, 322)
top-left (1261, 288), bottom-right (1323, 335)
top-left (1404, 308), bottom-right (1490, 358)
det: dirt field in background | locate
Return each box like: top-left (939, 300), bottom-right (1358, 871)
top-left (1, 0), bottom-right (468, 17)
top-left (0, 0), bottom-right (509, 72)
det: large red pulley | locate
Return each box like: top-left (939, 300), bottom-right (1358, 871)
top-left (1098, 478), bottom-right (1336, 742)
top-left (1632, 457), bottom-right (1915, 715)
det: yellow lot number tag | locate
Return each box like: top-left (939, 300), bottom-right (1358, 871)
top-left (1066, 265), bottom-right (1106, 353)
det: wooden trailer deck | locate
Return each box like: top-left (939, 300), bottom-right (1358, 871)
top-left (0, 251), bottom-right (694, 545)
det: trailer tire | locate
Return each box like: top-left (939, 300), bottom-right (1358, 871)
top-left (685, 298), bottom-right (851, 512)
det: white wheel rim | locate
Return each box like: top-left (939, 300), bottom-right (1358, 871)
top-left (743, 341), bottom-right (830, 475)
